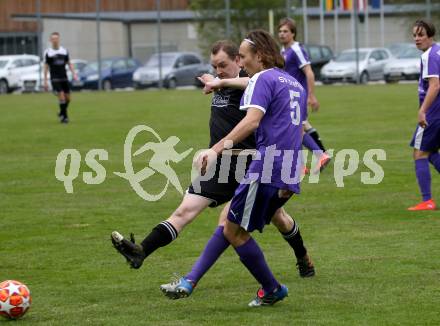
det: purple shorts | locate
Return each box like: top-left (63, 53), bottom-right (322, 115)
top-left (227, 181), bottom-right (292, 233)
top-left (410, 119), bottom-right (440, 152)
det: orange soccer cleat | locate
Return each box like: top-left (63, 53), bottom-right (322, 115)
top-left (312, 152), bottom-right (331, 175)
top-left (407, 199), bottom-right (436, 211)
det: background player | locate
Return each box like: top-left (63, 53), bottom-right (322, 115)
top-left (278, 18), bottom-right (331, 173)
top-left (43, 32), bottom-right (77, 123)
top-left (408, 20), bottom-right (440, 211)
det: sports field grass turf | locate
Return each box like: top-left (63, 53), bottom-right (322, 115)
top-left (1, 84), bottom-right (439, 325)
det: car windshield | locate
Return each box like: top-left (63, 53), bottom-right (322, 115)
top-left (145, 54), bottom-right (177, 68)
top-left (388, 43), bottom-right (413, 56)
top-left (0, 60), bottom-right (8, 68)
top-left (335, 51), bottom-right (368, 62)
top-left (397, 47), bottom-right (420, 59)
top-left (83, 60), bottom-right (112, 73)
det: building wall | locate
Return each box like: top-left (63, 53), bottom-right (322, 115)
top-left (42, 19), bottom-right (127, 61)
top-left (1, 0), bottom-right (190, 33)
top-left (305, 15), bottom-right (414, 53)
top-left (130, 22), bottom-right (200, 62)
top-left (41, 19), bottom-right (201, 62)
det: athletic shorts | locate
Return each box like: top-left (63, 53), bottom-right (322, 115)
top-left (227, 181), bottom-right (292, 233)
top-left (51, 80), bottom-right (71, 94)
top-left (410, 119), bottom-right (440, 152)
top-left (187, 152), bottom-right (253, 207)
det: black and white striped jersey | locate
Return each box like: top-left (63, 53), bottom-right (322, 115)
top-left (44, 46), bottom-right (70, 81)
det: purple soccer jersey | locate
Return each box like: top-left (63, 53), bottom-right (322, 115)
top-left (281, 42), bottom-right (311, 93)
top-left (239, 68), bottom-right (306, 193)
top-left (419, 43), bottom-right (440, 122)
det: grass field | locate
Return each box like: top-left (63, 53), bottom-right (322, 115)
top-left (1, 84), bottom-right (439, 325)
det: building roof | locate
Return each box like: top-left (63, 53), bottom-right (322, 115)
top-left (12, 3), bottom-right (440, 23)
top-left (12, 10), bottom-right (198, 23)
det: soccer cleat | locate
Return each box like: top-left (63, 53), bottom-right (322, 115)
top-left (296, 254), bottom-right (315, 278)
top-left (160, 275), bottom-right (194, 300)
top-left (312, 153), bottom-right (331, 174)
top-left (248, 284), bottom-right (288, 307)
top-left (407, 199), bottom-right (436, 211)
top-left (111, 231), bottom-right (146, 269)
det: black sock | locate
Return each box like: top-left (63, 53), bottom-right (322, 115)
top-left (307, 128), bottom-right (326, 152)
top-left (59, 101), bottom-right (67, 118)
top-left (140, 221), bottom-right (178, 258)
top-left (280, 221), bottom-right (307, 259)
top-left (65, 100), bottom-right (70, 118)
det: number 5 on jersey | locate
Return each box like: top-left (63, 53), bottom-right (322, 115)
top-left (289, 90), bottom-right (301, 126)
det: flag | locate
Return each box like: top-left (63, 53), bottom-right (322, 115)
top-left (323, 0), bottom-right (333, 11)
top-left (340, 0), bottom-right (352, 11)
top-left (371, 0), bottom-right (381, 9)
top-left (358, 0), bottom-right (367, 11)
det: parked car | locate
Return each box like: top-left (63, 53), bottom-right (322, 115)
top-left (383, 46), bottom-right (421, 83)
top-left (0, 54), bottom-right (40, 94)
top-left (387, 42), bottom-right (414, 57)
top-left (20, 59), bottom-right (87, 92)
top-left (304, 44), bottom-right (334, 81)
top-left (320, 48), bottom-right (392, 84)
top-left (133, 52), bottom-right (210, 89)
top-left (74, 57), bottom-right (141, 90)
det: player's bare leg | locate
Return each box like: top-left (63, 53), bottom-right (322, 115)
top-left (111, 194), bottom-right (212, 269)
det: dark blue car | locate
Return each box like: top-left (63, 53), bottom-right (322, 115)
top-left (73, 57), bottom-right (141, 90)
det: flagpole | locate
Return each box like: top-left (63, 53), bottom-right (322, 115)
top-left (350, 0), bottom-right (355, 48)
top-left (380, 0), bottom-right (384, 47)
top-left (334, 1), bottom-right (338, 53)
top-left (365, 0), bottom-right (369, 47)
top-left (354, 0), bottom-right (359, 84)
top-left (302, 0), bottom-right (308, 44)
top-left (319, 0), bottom-right (325, 45)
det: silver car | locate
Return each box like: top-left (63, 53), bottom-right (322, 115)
top-left (320, 48), bottom-right (392, 84)
top-left (133, 52), bottom-right (210, 89)
top-left (383, 46), bottom-right (421, 83)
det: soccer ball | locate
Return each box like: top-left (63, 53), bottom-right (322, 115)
top-left (0, 280), bottom-right (31, 319)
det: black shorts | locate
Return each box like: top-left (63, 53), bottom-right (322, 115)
top-left (187, 152), bottom-right (253, 207)
top-left (51, 80), bottom-right (70, 94)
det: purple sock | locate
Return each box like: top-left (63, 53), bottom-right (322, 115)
top-left (186, 226), bottom-right (230, 284)
top-left (234, 237), bottom-right (279, 293)
top-left (429, 152), bottom-right (440, 173)
top-left (303, 133), bottom-right (322, 153)
top-left (415, 158), bottom-right (432, 201)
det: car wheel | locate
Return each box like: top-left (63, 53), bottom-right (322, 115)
top-left (167, 78), bottom-right (177, 89)
top-left (103, 80), bottom-right (112, 91)
top-left (0, 79), bottom-right (8, 94)
top-left (359, 71), bottom-right (369, 84)
top-left (385, 77), bottom-right (398, 84)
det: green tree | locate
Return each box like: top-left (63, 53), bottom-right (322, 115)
top-left (190, 0), bottom-right (288, 57)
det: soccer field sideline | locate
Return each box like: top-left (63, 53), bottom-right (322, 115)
top-left (0, 84), bottom-right (439, 325)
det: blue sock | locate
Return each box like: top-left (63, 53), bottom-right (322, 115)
top-left (415, 158), bottom-right (431, 201)
top-left (234, 237), bottom-right (279, 293)
top-left (302, 133), bottom-right (322, 153)
top-left (428, 152), bottom-right (440, 173)
top-left (186, 226), bottom-right (229, 284)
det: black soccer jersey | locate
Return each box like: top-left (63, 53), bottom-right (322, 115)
top-left (44, 46), bottom-right (69, 81)
top-left (209, 71), bottom-right (256, 149)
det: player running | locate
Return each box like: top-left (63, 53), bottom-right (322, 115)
top-left (43, 32), bottom-right (77, 124)
top-left (408, 20), bottom-right (440, 211)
